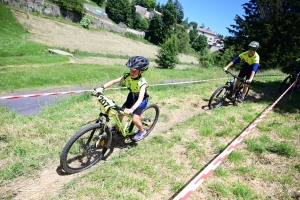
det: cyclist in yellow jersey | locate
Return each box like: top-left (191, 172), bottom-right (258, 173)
top-left (95, 56), bottom-right (150, 141)
top-left (223, 41), bottom-right (260, 103)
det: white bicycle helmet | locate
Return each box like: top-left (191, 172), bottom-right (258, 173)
top-left (248, 41), bottom-right (259, 50)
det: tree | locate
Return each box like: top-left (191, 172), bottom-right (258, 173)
top-left (129, 0), bottom-right (137, 28)
top-left (155, 2), bottom-right (162, 12)
top-left (183, 17), bottom-right (189, 24)
top-left (135, 13), bottom-right (149, 31)
top-left (106, 0), bottom-right (131, 25)
top-left (175, 26), bottom-right (190, 54)
top-left (91, 0), bottom-right (105, 7)
top-left (162, 0), bottom-right (177, 40)
top-left (174, 0), bottom-right (184, 24)
top-left (189, 28), bottom-right (198, 44)
top-left (155, 35), bottom-right (179, 69)
top-left (136, 0), bottom-right (156, 11)
top-left (225, 0), bottom-right (300, 70)
top-left (188, 21), bottom-right (197, 29)
top-left (192, 34), bottom-right (208, 54)
top-left (52, 0), bottom-right (85, 17)
top-left (147, 13), bottom-right (164, 45)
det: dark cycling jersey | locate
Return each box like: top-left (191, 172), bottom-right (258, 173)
top-left (232, 51), bottom-right (260, 72)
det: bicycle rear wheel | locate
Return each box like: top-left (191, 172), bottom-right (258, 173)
top-left (279, 76), bottom-right (291, 93)
top-left (130, 104), bottom-right (160, 140)
top-left (208, 85), bottom-right (230, 109)
top-left (60, 123), bottom-right (112, 174)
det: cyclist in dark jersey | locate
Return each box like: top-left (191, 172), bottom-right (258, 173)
top-left (285, 57), bottom-right (300, 84)
top-left (287, 57), bottom-right (300, 74)
top-left (95, 56), bottom-right (150, 141)
top-left (223, 41), bottom-right (260, 103)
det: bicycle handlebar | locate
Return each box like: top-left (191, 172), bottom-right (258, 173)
top-left (92, 89), bottom-right (133, 116)
top-left (224, 70), bottom-right (248, 84)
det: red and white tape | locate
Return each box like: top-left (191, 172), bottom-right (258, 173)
top-left (0, 78), bottom-right (228, 100)
top-left (0, 90), bottom-right (93, 100)
top-left (0, 75), bottom-right (284, 100)
top-left (172, 80), bottom-right (296, 200)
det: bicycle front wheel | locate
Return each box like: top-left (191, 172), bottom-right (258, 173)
top-left (279, 76), bottom-right (291, 93)
top-left (208, 85), bottom-right (230, 109)
top-left (60, 123), bottom-right (112, 174)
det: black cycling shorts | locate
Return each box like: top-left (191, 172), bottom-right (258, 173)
top-left (238, 69), bottom-right (255, 80)
top-left (123, 92), bottom-right (149, 116)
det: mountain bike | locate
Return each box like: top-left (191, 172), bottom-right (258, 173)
top-left (279, 69), bottom-right (300, 93)
top-left (60, 91), bottom-right (160, 174)
top-left (208, 70), bottom-right (248, 109)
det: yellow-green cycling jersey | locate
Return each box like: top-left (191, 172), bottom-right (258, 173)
top-left (123, 73), bottom-right (149, 99)
top-left (232, 51), bottom-right (260, 72)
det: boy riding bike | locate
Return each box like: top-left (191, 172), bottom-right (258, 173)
top-left (223, 41), bottom-right (260, 103)
top-left (94, 56), bottom-right (150, 141)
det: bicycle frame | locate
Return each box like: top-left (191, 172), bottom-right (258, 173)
top-left (225, 70), bottom-right (247, 100)
top-left (96, 93), bottom-right (137, 137)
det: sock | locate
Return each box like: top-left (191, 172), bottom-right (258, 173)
top-left (241, 93), bottom-right (246, 99)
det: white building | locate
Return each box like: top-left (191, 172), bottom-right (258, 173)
top-left (197, 27), bottom-right (224, 51)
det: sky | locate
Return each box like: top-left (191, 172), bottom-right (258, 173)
top-left (157, 0), bottom-right (249, 37)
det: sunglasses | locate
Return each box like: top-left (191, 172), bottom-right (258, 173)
top-left (249, 47), bottom-right (257, 51)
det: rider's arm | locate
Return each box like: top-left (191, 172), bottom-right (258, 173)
top-left (286, 58), bottom-right (300, 68)
top-left (129, 84), bottom-right (147, 112)
top-left (247, 71), bottom-right (256, 83)
top-left (95, 76), bottom-right (124, 93)
top-left (223, 56), bottom-right (241, 71)
top-left (223, 61), bottom-right (234, 71)
top-left (247, 63), bottom-right (259, 83)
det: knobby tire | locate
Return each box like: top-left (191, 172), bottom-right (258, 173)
top-left (60, 123), bottom-right (112, 174)
top-left (208, 85), bottom-right (230, 109)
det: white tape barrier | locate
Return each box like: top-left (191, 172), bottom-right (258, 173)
top-left (0, 75), bottom-right (284, 100)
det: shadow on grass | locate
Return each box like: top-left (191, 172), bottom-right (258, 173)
top-left (247, 79), bottom-right (300, 113)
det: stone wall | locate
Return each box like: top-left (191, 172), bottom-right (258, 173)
top-left (2, 0), bottom-right (80, 22)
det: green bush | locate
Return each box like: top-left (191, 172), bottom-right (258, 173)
top-left (50, 0), bottom-right (85, 17)
top-left (80, 16), bottom-right (91, 29)
top-left (155, 35), bottom-right (179, 69)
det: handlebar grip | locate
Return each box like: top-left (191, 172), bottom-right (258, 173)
top-left (92, 88), bottom-right (103, 97)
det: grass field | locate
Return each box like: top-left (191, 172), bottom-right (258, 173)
top-left (0, 3), bottom-right (299, 200)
